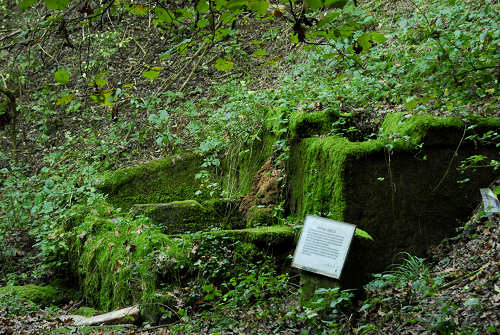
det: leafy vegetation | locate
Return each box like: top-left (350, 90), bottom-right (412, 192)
top-left (0, 0), bottom-right (498, 333)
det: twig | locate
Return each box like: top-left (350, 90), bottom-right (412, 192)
top-left (168, 41), bottom-right (207, 85)
top-left (38, 44), bottom-right (55, 59)
top-left (132, 37), bottom-right (146, 56)
top-left (432, 125), bottom-right (466, 193)
top-left (0, 30), bottom-right (21, 42)
top-left (179, 43), bottom-right (210, 92)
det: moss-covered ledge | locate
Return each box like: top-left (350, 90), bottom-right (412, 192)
top-left (381, 113), bottom-right (500, 147)
top-left (96, 154), bottom-right (203, 210)
top-left (130, 199), bottom-right (243, 233)
top-left (289, 110), bottom-right (339, 139)
top-left (289, 113), bottom-right (499, 287)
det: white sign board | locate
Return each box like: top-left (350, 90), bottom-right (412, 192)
top-left (292, 215), bottom-right (356, 279)
top-left (480, 188), bottom-right (500, 217)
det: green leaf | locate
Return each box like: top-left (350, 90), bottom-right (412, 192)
top-left (338, 21), bottom-right (358, 37)
top-left (43, 0), bottom-right (69, 10)
top-left (129, 4), bottom-right (149, 15)
top-left (91, 89), bottom-right (114, 106)
top-left (357, 33), bottom-right (372, 52)
top-left (464, 297), bottom-right (480, 307)
top-left (291, 33), bottom-right (299, 44)
top-left (306, 0), bottom-right (322, 10)
top-left (318, 11), bottom-right (340, 27)
top-left (101, 91), bottom-right (114, 106)
top-left (324, 0), bottom-right (347, 9)
top-left (142, 70), bottom-right (160, 81)
top-left (154, 8), bottom-right (174, 24)
top-left (494, 185), bottom-right (500, 195)
top-left (95, 78), bottom-right (107, 87)
top-left (226, 0), bottom-right (247, 11)
top-left (55, 94), bottom-right (75, 105)
top-left (19, 0), bottom-right (37, 10)
top-left (355, 228), bottom-right (374, 241)
top-left (88, 73), bottom-right (107, 88)
top-left (197, 19), bottom-right (210, 29)
top-left (196, 0), bottom-right (209, 12)
top-left (248, 0), bottom-right (269, 16)
top-left (406, 97), bottom-right (418, 111)
top-left (371, 32), bottom-right (386, 43)
top-left (252, 49), bottom-right (266, 57)
top-left (54, 69), bottom-right (70, 85)
top-left (215, 58), bottom-right (234, 71)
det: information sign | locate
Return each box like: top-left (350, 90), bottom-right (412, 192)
top-left (480, 188), bottom-right (500, 217)
top-left (292, 215), bottom-right (356, 279)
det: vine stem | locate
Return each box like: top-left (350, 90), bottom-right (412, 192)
top-left (432, 125), bottom-right (467, 193)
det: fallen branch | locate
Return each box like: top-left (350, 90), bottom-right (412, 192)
top-left (179, 43), bottom-right (210, 92)
top-left (60, 305), bottom-right (140, 326)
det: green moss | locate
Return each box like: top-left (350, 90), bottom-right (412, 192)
top-left (381, 113), bottom-right (463, 149)
top-left (380, 113), bottom-right (500, 149)
top-left (289, 110), bottom-right (339, 139)
top-left (289, 113), bottom-right (500, 287)
top-left (97, 155), bottom-right (204, 210)
top-left (290, 113), bottom-right (500, 220)
top-left (131, 200), bottom-right (211, 233)
top-left (66, 198), bottom-right (293, 317)
top-left (289, 136), bottom-right (383, 220)
top-left (0, 285), bottom-right (63, 306)
top-left (207, 225), bottom-right (295, 246)
top-left (223, 131), bottom-right (277, 196)
top-left (67, 204), bottom-right (193, 313)
top-left (131, 199), bottom-right (243, 233)
top-left (245, 206), bottom-right (276, 227)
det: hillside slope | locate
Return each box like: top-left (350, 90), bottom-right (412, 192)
top-left (0, 0), bottom-right (499, 333)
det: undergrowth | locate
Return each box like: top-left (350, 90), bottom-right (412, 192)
top-left (0, 0), bottom-right (498, 334)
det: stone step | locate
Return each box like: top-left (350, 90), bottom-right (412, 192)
top-left (129, 199), bottom-right (243, 234)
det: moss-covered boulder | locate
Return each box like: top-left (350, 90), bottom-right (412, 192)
top-left (0, 284), bottom-right (65, 306)
top-left (289, 113), bottom-right (500, 287)
top-left (130, 199), bottom-right (242, 233)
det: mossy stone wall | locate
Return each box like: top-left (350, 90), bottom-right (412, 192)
top-left (289, 113), bottom-right (499, 287)
top-left (97, 155), bottom-right (203, 210)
